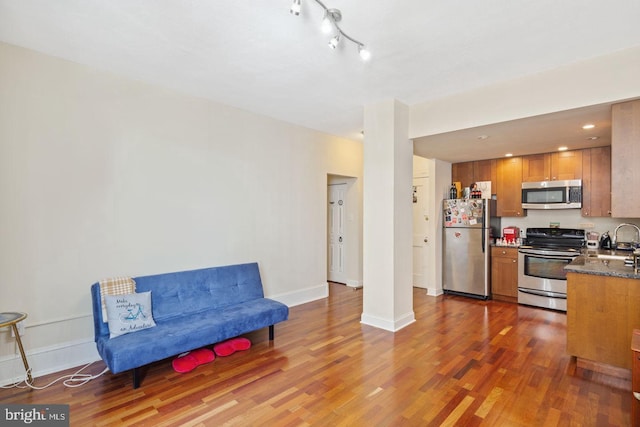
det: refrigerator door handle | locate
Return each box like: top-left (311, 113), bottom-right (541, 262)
top-left (481, 199), bottom-right (486, 253)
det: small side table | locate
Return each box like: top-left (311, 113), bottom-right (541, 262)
top-left (0, 312), bottom-right (32, 383)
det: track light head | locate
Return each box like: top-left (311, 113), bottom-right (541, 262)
top-left (358, 44), bottom-right (371, 61)
top-left (290, 0), bottom-right (301, 16)
top-left (321, 9), bottom-right (341, 33)
top-left (328, 33), bottom-right (341, 49)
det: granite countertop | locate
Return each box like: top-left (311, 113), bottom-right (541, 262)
top-left (565, 249), bottom-right (640, 279)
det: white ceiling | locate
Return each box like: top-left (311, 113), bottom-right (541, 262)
top-left (413, 103), bottom-right (614, 163)
top-left (1, 1), bottom-right (639, 162)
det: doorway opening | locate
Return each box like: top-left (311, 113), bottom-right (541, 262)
top-left (327, 175), bottom-right (361, 288)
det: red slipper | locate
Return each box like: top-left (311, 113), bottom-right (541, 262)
top-left (231, 337), bottom-right (251, 351)
top-left (172, 348), bottom-right (215, 373)
top-left (172, 353), bottom-right (198, 373)
top-left (213, 337), bottom-right (251, 357)
top-left (191, 348), bottom-right (215, 364)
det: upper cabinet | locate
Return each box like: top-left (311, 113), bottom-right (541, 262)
top-left (451, 162), bottom-right (474, 188)
top-left (611, 100), bottom-right (640, 218)
top-left (496, 157), bottom-right (526, 217)
top-left (473, 159), bottom-right (497, 183)
top-left (452, 159), bottom-right (496, 189)
top-left (582, 146), bottom-right (611, 217)
top-left (522, 150), bottom-right (583, 182)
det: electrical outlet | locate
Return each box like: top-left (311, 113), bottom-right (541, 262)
top-left (10, 321), bottom-right (25, 338)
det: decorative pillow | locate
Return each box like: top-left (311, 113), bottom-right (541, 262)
top-left (104, 291), bottom-right (156, 338)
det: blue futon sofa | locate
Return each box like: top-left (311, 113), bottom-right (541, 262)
top-left (90, 262), bottom-right (289, 388)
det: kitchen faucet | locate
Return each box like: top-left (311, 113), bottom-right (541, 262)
top-left (612, 223), bottom-right (640, 249)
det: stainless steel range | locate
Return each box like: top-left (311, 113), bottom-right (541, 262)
top-left (517, 227), bottom-right (585, 311)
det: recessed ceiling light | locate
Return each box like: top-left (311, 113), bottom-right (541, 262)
top-left (558, 146), bottom-right (568, 151)
top-left (582, 124), bottom-right (595, 129)
top-left (586, 136), bottom-right (599, 140)
top-left (505, 153), bottom-right (513, 157)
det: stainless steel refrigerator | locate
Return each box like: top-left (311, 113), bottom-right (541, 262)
top-left (442, 199), bottom-right (500, 299)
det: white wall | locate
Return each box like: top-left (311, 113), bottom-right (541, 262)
top-left (0, 42), bottom-right (363, 383)
top-left (409, 45), bottom-right (640, 139)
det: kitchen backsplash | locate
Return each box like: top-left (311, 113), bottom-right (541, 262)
top-left (500, 209), bottom-right (640, 241)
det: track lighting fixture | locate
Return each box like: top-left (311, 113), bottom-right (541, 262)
top-left (290, 0), bottom-right (371, 61)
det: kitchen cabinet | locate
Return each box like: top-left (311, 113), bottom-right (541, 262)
top-left (521, 150), bottom-right (582, 182)
top-left (496, 157), bottom-right (526, 217)
top-left (581, 146), bottom-right (611, 217)
top-left (451, 161), bottom-right (474, 188)
top-left (612, 100), bottom-right (640, 217)
top-left (452, 159), bottom-right (496, 190)
top-left (567, 271), bottom-right (640, 371)
top-left (491, 247), bottom-right (518, 302)
top-left (632, 331), bottom-right (640, 425)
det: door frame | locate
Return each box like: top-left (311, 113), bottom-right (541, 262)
top-left (327, 175), bottom-right (362, 288)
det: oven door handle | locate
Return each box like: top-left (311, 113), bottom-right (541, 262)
top-left (518, 250), bottom-right (577, 260)
top-left (518, 288), bottom-right (567, 299)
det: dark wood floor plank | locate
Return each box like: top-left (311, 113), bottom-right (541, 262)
top-left (0, 283), bottom-right (632, 425)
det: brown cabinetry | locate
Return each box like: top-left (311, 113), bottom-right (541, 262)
top-left (496, 157), bottom-right (526, 217)
top-left (491, 247), bottom-right (518, 302)
top-left (451, 161), bottom-right (474, 189)
top-left (581, 146), bottom-right (611, 217)
top-left (522, 150), bottom-right (582, 182)
top-left (612, 100), bottom-right (640, 217)
top-left (452, 159), bottom-right (496, 190)
top-left (567, 271), bottom-right (640, 371)
top-left (632, 331), bottom-right (640, 425)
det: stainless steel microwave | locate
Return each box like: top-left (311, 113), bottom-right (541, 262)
top-left (521, 179), bottom-right (582, 209)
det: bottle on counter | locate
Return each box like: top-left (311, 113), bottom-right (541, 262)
top-left (449, 184), bottom-right (458, 199)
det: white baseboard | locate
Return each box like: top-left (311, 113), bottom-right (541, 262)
top-left (0, 339), bottom-right (100, 387)
top-left (346, 279), bottom-right (362, 288)
top-left (269, 282), bottom-right (329, 307)
top-left (427, 286), bottom-right (444, 297)
top-left (361, 311), bottom-right (416, 332)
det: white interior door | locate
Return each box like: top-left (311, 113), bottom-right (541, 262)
top-left (328, 184), bottom-right (347, 283)
top-left (413, 177), bottom-right (431, 288)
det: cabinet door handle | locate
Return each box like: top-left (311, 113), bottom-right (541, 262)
top-left (512, 259), bottom-right (516, 263)
top-left (634, 391), bottom-right (640, 401)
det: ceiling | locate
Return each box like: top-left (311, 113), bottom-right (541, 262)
top-left (413, 102), bottom-right (613, 163)
top-left (1, 1), bottom-right (639, 162)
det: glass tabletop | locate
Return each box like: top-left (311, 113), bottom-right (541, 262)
top-left (0, 312), bottom-right (27, 327)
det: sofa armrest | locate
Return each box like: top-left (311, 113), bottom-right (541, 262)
top-left (90, 283), bottom-right (111, 341)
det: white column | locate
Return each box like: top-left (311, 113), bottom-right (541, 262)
top-left (361, 99), bottom-right (415, 331)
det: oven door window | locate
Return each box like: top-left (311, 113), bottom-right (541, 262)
top-left (523, 254), bottom-right (572, 280)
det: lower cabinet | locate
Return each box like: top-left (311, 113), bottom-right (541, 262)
top-left (567, 272), bottom-right (640, 370)
top-left (632, 331), bottom-right (640, 425)
top-left (491, 246), bottom-right (518, 302)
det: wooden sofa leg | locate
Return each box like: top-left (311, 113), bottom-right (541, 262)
top-left (133, 367), bottom-right (141, 389)
top-left (269, 325), bottom-right (274, 341)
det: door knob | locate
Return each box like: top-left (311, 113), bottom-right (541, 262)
top-left (424, 237), bottom-right (428, 243)
top-left (339, 237), bottom-right (343, 242)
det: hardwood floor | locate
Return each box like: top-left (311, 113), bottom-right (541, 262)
top-left (0, 283), bottom-right (632, 426)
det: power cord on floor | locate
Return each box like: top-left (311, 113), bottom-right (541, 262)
top-left (1, 361), bottom-right (109, 390)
